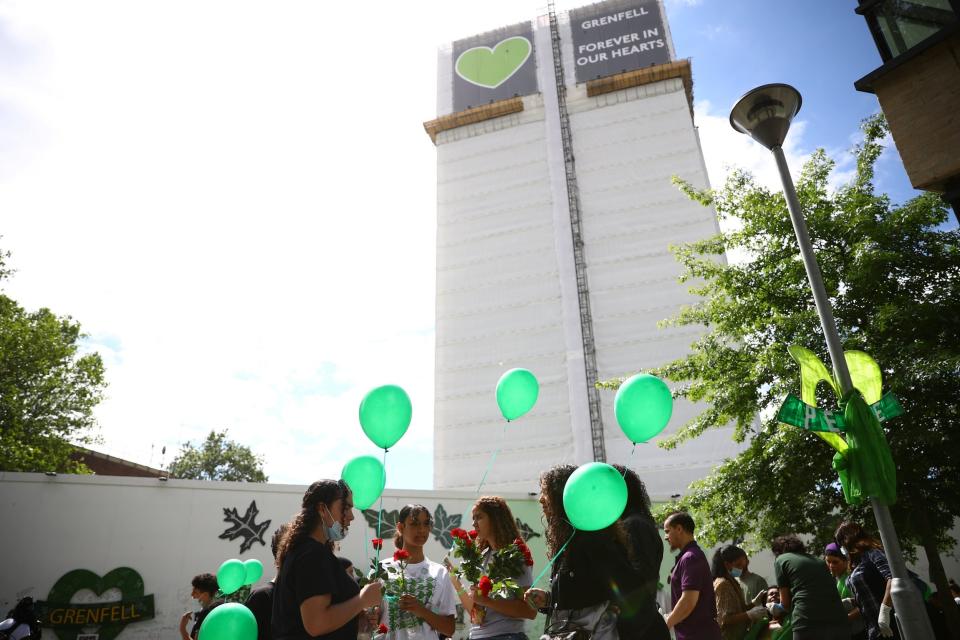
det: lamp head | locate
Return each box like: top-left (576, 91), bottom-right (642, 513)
top-left (729, 83), bottom-right (802, 150)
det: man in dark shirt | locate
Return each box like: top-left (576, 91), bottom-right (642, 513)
top-left (772, 534), bottom-right (848, 640)
top-left (179, 573), bottom-right (223, 640)
top-left (245, 525), bottom-right (287, 640)
top-left (663, 511), bottom-right (721, 640)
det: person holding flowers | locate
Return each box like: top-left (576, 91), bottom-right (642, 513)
top-left (449, 496), bottom-right (536, 640)
top-left (272, 479), bottom-right (382, 640)
top-left (375, 504), bottom-right (456, 640)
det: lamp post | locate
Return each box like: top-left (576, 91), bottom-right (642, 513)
top-left (729, 83), bottom-right (934, 640)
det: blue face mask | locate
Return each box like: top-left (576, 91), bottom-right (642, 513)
top-left (730, 568), bottom-right (743, 578)
top-left (321, 505), bottom-right (346, 542)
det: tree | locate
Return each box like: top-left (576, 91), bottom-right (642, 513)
top-left (601, 115), bottom-right (960, 634)
top-left (167, 429), bottom-right (268, 482)
top-left (0, 245), bottom-right (106, 473)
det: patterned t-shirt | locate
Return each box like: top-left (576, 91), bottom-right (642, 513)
top-left (378, 558), bottom-right (457, 640)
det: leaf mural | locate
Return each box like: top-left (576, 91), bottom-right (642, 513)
top-left (219, 500), bottom-right (271, 554)
top-left (515, 517), bottom-right (541, 541)
top-left (362, 508), bottom-right (400, 541)
top-left (431, 504), bottom-right (462, 549)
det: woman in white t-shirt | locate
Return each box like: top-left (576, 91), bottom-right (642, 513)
top-left (459, 496), bottom-right (536, 640)
top-left (378, 504), bottom-right (457, 640)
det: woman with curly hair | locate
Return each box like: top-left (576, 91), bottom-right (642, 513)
top-left (453, 496), bottom-right (536, 640)
top-left (711, 546), bottom-right (768, 640)
top-left (611, 464), bottom-right (670, 639)
top-left (524, 464), bottom-right (657, 638)
top-left (375, 504), bottom-right (456, 640)
top-left (272, 479), bottom-right (382, 640)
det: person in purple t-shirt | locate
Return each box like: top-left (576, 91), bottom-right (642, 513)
top-left (663, 512), bottom-right (722, 640)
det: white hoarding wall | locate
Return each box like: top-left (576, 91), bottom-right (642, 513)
top-left (432, 92), bottom-right (583, 493)
top-left (565, 78), bottom-right (746, 495)
top-left (433, 9), bottom-right (744, 496)
top-left (0, 474), bottom-right (548, 640)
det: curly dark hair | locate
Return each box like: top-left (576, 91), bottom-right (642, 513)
top-left (473, 496), bottom-right (522, 552)
top-left (834, 521), bottom-right (882, 567)
top-left (191, 573), bottom-right (218, 596)
top-left (771, 534), bottom-right (806, 557)
top-left (394, 504), bottom-right (433, 549)
top-left (539, 464), bottom-right (627, 558)
top-left (270, 523), bottom-right (288, 560)
top-left (275, 479), bottom-right (350, 569)
top-left (611, 464), bottom-right (654, 524)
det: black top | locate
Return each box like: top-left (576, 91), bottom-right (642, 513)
top-left (620, 513), bottom-right (669, 639)
top-left (191, 600), bottom-right (224, 639)
top-left (245, 582), bottom-right (274, 640)
top-left (550, 529), bottom-right (668, 639)
top-left (272, 538), bottom-right (361, 640)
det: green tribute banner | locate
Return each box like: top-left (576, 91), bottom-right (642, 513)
top-left (781, 346), bottom-right (899, 506)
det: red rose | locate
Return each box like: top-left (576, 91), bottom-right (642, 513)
top-left (371, 538), bottom-right (383, 550)
top-left (477, 575), bottom-right (493, 596)
top-left (377, 623), bottom-right (388, 634)
top-left (393, 549), bottom-right (411, 562)
top-left (450, 527), bottom-right (466, 538)
top-left (469, 530), bottom-right (479, 539)
top-left (514, 537), bottom-right (524, 546)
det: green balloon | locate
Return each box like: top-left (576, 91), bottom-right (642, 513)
top-left (496, 368), bottom-right (539, 421)
top-left (341, 455), bottom-right (386, 510)
top-left (199, 602), bottom-right (257, 640)
top-left (242, 559), bottom-right (264, 586)
top-left (562, 462), bottom-right (628, 531)
top-left (614, 373), bottom-right (673, 443)
top-left (359, 385), bottom-right (412, 449)
top-left (216, 559), bottom-right (245, 595)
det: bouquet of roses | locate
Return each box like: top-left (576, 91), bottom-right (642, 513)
top-left (483, 537), bottom-right (534, 599)
top-left (449, 528), bottom-right (483, 583)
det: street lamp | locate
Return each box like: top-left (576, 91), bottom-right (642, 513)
top-left (730, 83), bottom-right (934, 640)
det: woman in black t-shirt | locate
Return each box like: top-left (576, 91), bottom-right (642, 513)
top-left (524, 464), bottom-right (653, 638)
top-left (272, 479), bottom-right (382, 640)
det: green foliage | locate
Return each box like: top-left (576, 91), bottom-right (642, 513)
top-left (167, 429), bottom-right (268, 482)
top-left (603, 114), bottom-right (960, 554)
top-left (0, 245), bottom-right (106, 473)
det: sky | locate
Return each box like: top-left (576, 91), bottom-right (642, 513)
top-left (0, 0), bottom-right (927, 489)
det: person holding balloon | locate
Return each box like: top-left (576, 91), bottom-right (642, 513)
top-left (524, 464), bottom-right (647, 638)
top-left (271, 479), bottom-right (383, 640)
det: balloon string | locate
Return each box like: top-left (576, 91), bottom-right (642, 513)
top-left (476, 422), bottom-right (507, 495)
top-left (375, 447), bottom-right (388, 568)
top-left (624, 443), bottom-right (637, 476)
top-left (532, 529), bottom-right (576, 587)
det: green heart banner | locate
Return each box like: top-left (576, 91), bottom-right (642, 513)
top-left (451, 22), bottom-right (538, 113)
top-left (456, 37), bottom-right (532, 89)
top-left (37, 567), bottom-right (155, 640)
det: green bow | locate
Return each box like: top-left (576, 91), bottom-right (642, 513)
top-left (781, 346), bottom-right (897, 505)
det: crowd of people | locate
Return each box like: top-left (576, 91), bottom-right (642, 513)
top-left (175, 468), bottom-right (960, 640)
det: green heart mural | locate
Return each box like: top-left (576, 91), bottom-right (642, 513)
top-left (38, 567), bottom-right (155, 640)
top-left (456, 37), bottom-right (532, 89)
